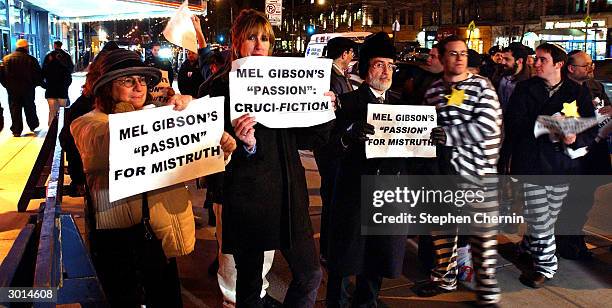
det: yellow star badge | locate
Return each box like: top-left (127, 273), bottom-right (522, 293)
top-left (445, 87), bottom-right (465, 107)
top-left (561, 100), bottom-right (580, 118)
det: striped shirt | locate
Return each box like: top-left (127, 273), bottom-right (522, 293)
top-left (425, 74), bottom-right (502, 180)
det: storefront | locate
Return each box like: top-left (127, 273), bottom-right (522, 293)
top-left (492, 23), bottom-right (541, 50)
top-left (539, 16), bottom-right (610, 60)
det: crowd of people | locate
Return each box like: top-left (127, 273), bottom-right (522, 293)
top-left (0, 7), bottom-right (609, 308)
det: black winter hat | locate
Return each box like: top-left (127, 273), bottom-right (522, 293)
top-left (467, 49), bottom-right (482, 68)
top-left (358, 32), bottom-right (396, 79)
top-left (93, 49), bottom-right (162, 95)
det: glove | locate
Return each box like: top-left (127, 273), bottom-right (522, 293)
top-left (342, 121), bottom-right (375, 145)
top-left (430, 127), bottom-right (447, 145)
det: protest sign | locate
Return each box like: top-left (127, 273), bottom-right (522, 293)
top-left (150, 70), bottom-right (172, 106)
top-left (108, 96), bottom-right (225, 202)
top-left (229, 56), bottom-right (334, 128)
top-left (162, 0), bottom-right (199, 53)
top-left (533, 115), bottom-right (598, 138)
top-left (366, 104), bottom-right (437, 159)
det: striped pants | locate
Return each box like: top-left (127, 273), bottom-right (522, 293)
top-left (520, 183), bottom-right (569, 278)
top-left (430, 184), bottom-right (500, 305)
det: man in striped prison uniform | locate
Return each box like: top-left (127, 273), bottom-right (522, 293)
top-left (504, 43), bottom-right (596, 288)
top-left (415, 36), bottom-right (502, 307)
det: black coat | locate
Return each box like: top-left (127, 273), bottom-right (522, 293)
top-left (177, 59), bottom-right (204, 97)
top-left (326, 84), bottom-right (407, 278)
top-left (145, 56), bottom-right (174, 84)
top-left (505, 77), bottom-right (596, 179)
top-left (59, 95), bottom-right (94, 184)
top-left (330, 65), bottom-right (352, 98)
top-left (42, 49), bottom-right (74, 99)
top-left (581, 79), bottom-right (612, 174)
top-left (0, 48), bottom-right (42, 97)
top-left (208, 70), bottom-right (332, 253)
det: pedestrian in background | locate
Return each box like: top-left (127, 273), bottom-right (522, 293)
top-left (145, 42), bottom-right (175, 85)
top-left (0, 39), bottom-right (42, 137)
top-left (42, 40), bottom-right (74, 126)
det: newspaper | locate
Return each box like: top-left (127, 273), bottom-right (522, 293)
top-left (533, 115), bottom-right (598, 138)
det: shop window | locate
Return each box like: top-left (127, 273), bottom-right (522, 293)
top-left (0, 1), bottom-right (7, 28)
top-left (399, 9), bottom-right (406, 25)
top-left (408, 10), bottom-right (414, 25)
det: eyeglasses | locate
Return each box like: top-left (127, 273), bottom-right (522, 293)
top-left (114, 76), bottom-right (148, 88)
top-left (447, 51), bottom-right (469, 58)
top-left (371, 62), bottom-right (397, 71)
top-left (571, 63), bottom-right (594, 68)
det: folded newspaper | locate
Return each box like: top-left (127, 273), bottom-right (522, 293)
top-left (533, 115), bottom-right (599, 138)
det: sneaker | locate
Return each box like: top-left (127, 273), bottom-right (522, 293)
top-left (412, 281), bottom-right (455, 297)
top-left (519, 272), bottom-right (549, 289)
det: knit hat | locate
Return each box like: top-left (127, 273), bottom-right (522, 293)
top-left (16, 39), bottom-right (28, 48)
top-left (467, 49), bottom-right (482, 68)
top-left (358, 32), bottom-right (396, 79)
top-left (93, 49), bottom-right (161, 95)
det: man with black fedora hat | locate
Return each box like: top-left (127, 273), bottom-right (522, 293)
top-left (325, 32), bottom-right (408, 307)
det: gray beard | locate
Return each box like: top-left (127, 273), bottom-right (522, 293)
top-left (369, 78), bottom-right (391, 92)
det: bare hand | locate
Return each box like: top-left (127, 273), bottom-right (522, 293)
top-left (234, 114), bottom-right (257, 149)
top-left (191, 15), bottom-right (201, 31)
top-left (166, 93), bottom-right (192, 111)
top-left (220, 131), bottom-right (237, 160)
top-left (598, 105), bottom-right (612, 116)
top-left (324, 91), bottom-right (337, 111)
top-left (563, 134), bottom-right (576, 145)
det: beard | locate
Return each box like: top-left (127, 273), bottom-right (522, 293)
top-left (369, 77), bottom-right (392, 92)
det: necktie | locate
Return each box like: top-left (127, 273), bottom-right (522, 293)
top-left (378, 96), bottom-right (385, 104)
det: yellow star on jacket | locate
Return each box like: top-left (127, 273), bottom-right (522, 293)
top-left (445, 87), bottom-right (465, 106)
top-left (561, 100), bottom-right (580, 118)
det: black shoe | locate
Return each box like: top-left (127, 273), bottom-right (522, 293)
top-left (519, 272), bottom-right (549, 289)
top-left (412, 281), bottom-right (455, 297)
top-left (207, 257), bottom-right (219, 276)
top-left (262, 294), bottom-right (282, 308)
top-left (12, 132), bottom-right (20, 137)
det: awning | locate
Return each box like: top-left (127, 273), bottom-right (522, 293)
top-left (27, 0), bottom-right (205, 21)
top-left (537, 28), bottom-right (586, 36)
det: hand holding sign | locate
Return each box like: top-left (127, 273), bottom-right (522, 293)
top-left (343, 121), bottom-right (375, 145)
top-left (220, 132), bottom-right (237, 160)
top-left (234, 114), bottom-right (257, 150)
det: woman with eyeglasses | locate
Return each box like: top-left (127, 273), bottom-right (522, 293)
top-left (206, 9), bottom-right (334, 307)
top-left (71, 49), bottom-right (236, 307)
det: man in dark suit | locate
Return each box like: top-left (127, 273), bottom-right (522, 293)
top-left (325, 32), bottom-right (407, 307)
top-left (317, 36), bottom-right (357, 264)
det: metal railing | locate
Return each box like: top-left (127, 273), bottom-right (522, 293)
top-left (0, 109), bottom-right (107, 307)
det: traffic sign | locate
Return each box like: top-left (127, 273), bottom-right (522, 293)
top-left (584, 15), bottom-right (592, 25)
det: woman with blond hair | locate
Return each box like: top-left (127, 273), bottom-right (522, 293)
top-left (207, 9), bottom-right (333, 307)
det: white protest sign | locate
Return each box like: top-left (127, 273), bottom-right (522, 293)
top-left (533, 115), bottom-right (598, 138)
top-left (265, 0), bottom-right (282, 26)
top-left (108, 97), bottom-right (225, 202)
top-left (366, 104), bottom-right (437, 159)
top-left (229, 56), bottom-right (334, 128)
top-left (595, 98), bottom-right (612, 131)
top-left (150, 70), bottom-right (172, 106)
top-left (162, 0), bottom-right (199, 53)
